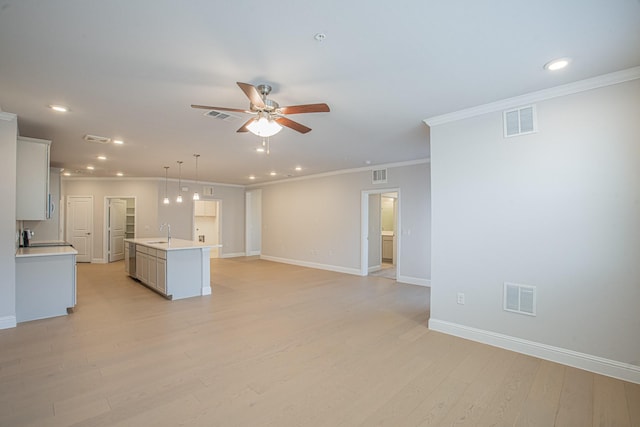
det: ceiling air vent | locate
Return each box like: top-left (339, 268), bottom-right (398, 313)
top-left (83, 134), bottom-right (112, 144)
top-left (372, 168), bottom-right (387, 184)
top-left (205, 110), bottom-right (240, 122)
top-left (503, 105), bottom-right (537, 138)
top-left (504, 282), bottom-right (536, 316)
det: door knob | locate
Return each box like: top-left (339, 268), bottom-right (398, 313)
top-left (86, 232), bottom-right (91, 235)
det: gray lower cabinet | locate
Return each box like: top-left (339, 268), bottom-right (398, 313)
top-left (16, 253), bottom-right (76, 322)
top-left (133, 245), bottom-right (167, 296)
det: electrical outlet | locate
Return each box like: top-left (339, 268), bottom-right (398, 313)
top-left (457, 293), bottom-right (465, 305)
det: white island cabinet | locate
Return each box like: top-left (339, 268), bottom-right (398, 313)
top-left (125, 238), bottom-right (214, 300)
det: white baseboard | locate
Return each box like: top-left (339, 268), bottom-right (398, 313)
top-left (92, 258), bottom-right (107, 264)
top-left (397, 275), bottom-right (431, 287)
top-left (260, 255), bottom-right (361, 276)
top-left (0, 315), bottom-right (17, 329)
top-left (202, 286), bottom-right (211, 296)
top-left (429, 318), bottom-right (640, 385)
top-left (246, 250), bottom-right (260, 256)
top-left (369, 264), bottom-right (382, 273)
top-left (221, 252), bottom-right (246, 258)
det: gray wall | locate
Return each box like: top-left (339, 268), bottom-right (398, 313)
top-left (429, 78), bottom-right (640, 365)
top-left (255, 161), bottom-right (431, 283)
top-left (62, 177), bottom-right (246, 261)
top-left (0, 113), bottom-right (17, 327)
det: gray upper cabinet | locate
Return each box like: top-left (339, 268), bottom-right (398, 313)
top-left (16, 136), bottom-right (51, 220)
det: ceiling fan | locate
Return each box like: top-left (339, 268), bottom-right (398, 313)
top-left (191, 82), bottom-right (330, 136)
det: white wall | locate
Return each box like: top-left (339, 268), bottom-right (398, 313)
top-left (62, 178), bottom-right (158, 261)
top-left (62, 177), bottom-right (246, 261)
top-left (429, 79), bottom-right (640, 374)
top-left (255, 161), bottom-right (430, 282)
top-left (0, 113), bottom-right (17, 328)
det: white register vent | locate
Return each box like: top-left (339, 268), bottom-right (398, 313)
top-left (503, 105), bottom-right (537, 138)
top-left (372, 168), bottom-right (387, 184)
top-left (504, 282), bottom-right (536, 316)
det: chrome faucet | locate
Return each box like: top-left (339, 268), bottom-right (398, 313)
top-left (160, 223), bottom-right (171, 243)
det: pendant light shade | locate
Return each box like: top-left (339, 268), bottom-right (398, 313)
top-left (176, 160), bottom-right (183, 203)
top-left (193, 154), bottom-right (200, 201)
top-left (163, 166), bottom-right (170, 205)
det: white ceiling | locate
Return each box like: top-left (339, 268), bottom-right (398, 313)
top-left (1, 0), bottom-right (639, 185)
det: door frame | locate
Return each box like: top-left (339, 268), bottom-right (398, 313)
top-left (245, 189), bottom-right (262, 256)
top-left (360, 187), bottom-right (400, 276)
top-left (66, 195), bottom-right (94, 263)
top-left (192, 199), bottom-right (222, 257)
top-left (103, 196), bottom-right (136, 263)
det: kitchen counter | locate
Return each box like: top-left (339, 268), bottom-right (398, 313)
top-left (126, 238), bottom-right (214, 299)
top-left (16, 246), bottom-right (78, 258)
top-left (125, 237), bottom-right (219, 251)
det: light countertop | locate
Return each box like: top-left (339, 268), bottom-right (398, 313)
top-left (16, 246), bottom-right (78, 258)
top-left (125, 237), bottom-right (221, 251)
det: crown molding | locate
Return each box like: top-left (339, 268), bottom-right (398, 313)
top-left (424, 66), bottom-right (640, 127)
top-left (61, 175), bottom-right (244, 188)
top-left (247, 158), bottom-right (430, 188)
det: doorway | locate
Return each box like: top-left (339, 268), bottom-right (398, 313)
top-left (194, 200), bottom-right (221, 258)
top-left (66, 195), bottom-right (93, 263)
top-left (104, 197), bottom-right (135, 263)
top-left (360, 189), bottom-right (400, 278)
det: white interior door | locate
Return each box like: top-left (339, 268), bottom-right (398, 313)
top-left (67, 196), bottom-right (93, 263)
top-left (108, 199), bottom-right (126, 262)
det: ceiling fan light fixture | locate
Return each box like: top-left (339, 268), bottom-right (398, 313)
top-left (247, 116), bottom-right (282, 137)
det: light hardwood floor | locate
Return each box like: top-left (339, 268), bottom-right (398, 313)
top-left (1, 258), bottom-right (638, 426)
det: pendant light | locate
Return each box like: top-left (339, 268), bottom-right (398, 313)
top-left (162, 166), bottom-right (170, 205)
top-left (193, 154), bottom-right (200, 201)
top-left (176, 161), bottom-right (183, 203)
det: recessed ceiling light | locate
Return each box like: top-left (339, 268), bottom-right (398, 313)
top-left (63, 172), bottom-right (71, 176)
top-left (249, 175), bottom-right (256, 180)
top-left (49, 104), bottom-right (68, 112)
top-left (295, 166), bottom-right (302, 171)
top-left (113, 139), bottom-right (124, 145)
top-left (256, 147), bottom-right (265, 153)
top-left (544, 57), bottom-right (571, 71)
top-left (314, 33), bottom-right (326, 42)
top-left (270, 171), bottom-right (277, 176)
top-left (97, 155), bottom-right (107, 160)
top-left (86, 165), bottom-right (94, 170)
top-left (116, 172), bottom-right (124, 177)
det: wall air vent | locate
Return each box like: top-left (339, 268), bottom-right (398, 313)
top-left (83, 134), bottom-right (112, 144)
top-left (372, 168), bottom-right (387, 184)
top-left (504, 282), bottom-right (536, 316)
top-left (503, 105), bottom-right (537, 138)
top-left (205, 110), bottom-right (240, 122)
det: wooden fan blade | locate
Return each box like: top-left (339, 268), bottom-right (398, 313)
top-left (191, 105), bottom-right (250, 113)
top-left (275, 116), bottom-right (311, 134)
top-left (236, 82), bottom-right (266, 109)
top-left (236, 118), bottom-right (256, 133)
top-left (279, 103), bottom-right (330, 115)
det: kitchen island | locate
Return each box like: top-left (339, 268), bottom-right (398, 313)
top-left (15, 245), bottom-right (78, 322)
top-left (124, 238), bottom-right (215, 300)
